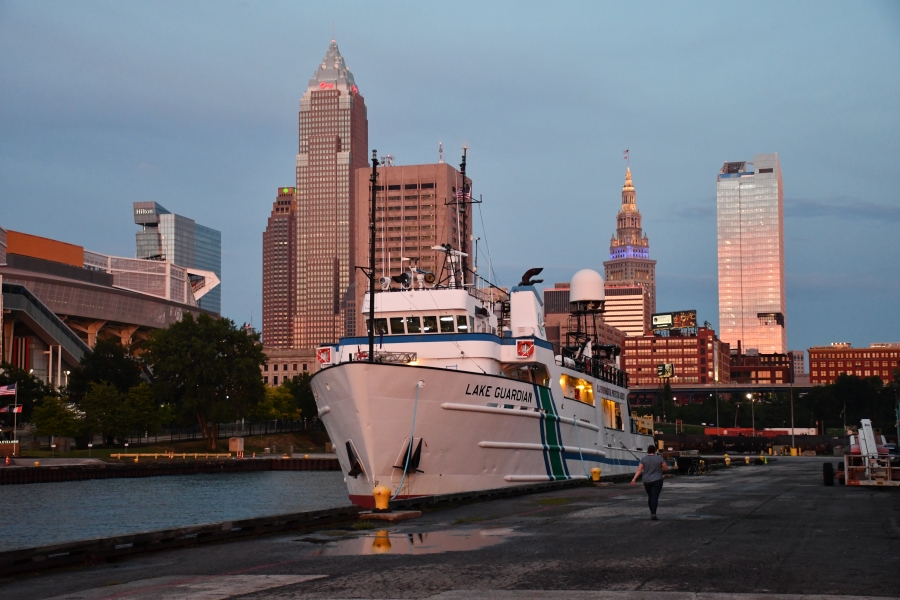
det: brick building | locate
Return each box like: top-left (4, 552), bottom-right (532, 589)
top-left (622, 326), bottom-right (731, 386)
top-left (808, 342), bottom-right (900, 385)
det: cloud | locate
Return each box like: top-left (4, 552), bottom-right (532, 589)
top-left (785, 197), bottom-right (900, 222)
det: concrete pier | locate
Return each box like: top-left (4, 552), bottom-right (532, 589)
top-left (1, 458), bottom-right (897, 599)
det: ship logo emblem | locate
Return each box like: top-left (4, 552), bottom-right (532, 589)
top-left (317, 347), bottom-right (332, 364)
top-left (516, 340), bottom-right (535, 359)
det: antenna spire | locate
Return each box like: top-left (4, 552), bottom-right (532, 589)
top-left (331, 21), bottom-right (335, 42)
top-left (439, 142), bottom-right (443, 164)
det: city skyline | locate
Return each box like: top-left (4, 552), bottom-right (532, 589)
top-left (1, 2), bottom-right (898, 354)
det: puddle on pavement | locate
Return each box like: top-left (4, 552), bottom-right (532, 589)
top-left (308, 528), bottom-right (518, 556)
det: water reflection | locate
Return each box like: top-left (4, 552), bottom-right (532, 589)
top-left (0, 471), bottom-right (349, 551)
top-left (315, 528), bottom-right (518, 556)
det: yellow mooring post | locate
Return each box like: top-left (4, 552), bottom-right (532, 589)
top-left (724, 454), bottom-right (731, 466)
top-left (373, 485), bottom-right (391, 511)
top-left (590, 467), bottom-right (601, 482)
top-left (745, 456), bottom-right (751, 465)
top-left (372, 530), bottom-right (392, 554)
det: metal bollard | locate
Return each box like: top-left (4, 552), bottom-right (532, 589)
top-left (590, 467), bottom-right (601, 482)
top-left (373, 485), bottom-right (391, 511)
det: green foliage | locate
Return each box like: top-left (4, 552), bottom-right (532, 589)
top-left (145, 313), bottom-right (266, 450)
top-left (254, 385), bottom-right (301, 421)
top-left (31, 396), bottom-right (81, 438)
top-left (67, 338), bottom-right (142, 401)
top-left (0, 363), bottom-right (55, 422)
top-left (282, 372), bottom-right (317, 420)
top-left (80, 381), bottom-right (125, 440)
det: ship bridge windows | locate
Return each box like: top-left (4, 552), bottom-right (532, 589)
top-left (423, 316), bottom-right (438, 333)
top-left (457, 315), bottom-right (469, 332)
top-left (390, 317), bottom-right (405, 334)
top-left (440, 315), bottom-right (455, 333)
top-left (559, 374), bottom-right (595, 405)
top-left (365, 318), bottom-right (388, 335)
top-left (406, 316), bottom-right (422, 333)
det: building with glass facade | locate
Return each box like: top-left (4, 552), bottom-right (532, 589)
top-left (134, 201), bottom-right (222, 314)
top-left (716, 153), bottom-right (786, 355)
top-left (293, 40), bottom-right (368, 349)
top-left (603, 168), bottom-right (657, 313)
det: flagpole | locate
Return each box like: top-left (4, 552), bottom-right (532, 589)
top-left (13, 384), bottom-right (18, 447)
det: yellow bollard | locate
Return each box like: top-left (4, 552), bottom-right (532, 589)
top-left (134, 456), bottom-right (139, 463)
top-left (725, 456), bottom-right (731, 466)
top-left (745, 456), bottom-right (751, 465)
top-left (372, 530), bottom-right (392, 554)
top-left (590, 467), bottom-right (601, 482)
top-left (304, 454), bottom-right (309, 459)
top-left (790, 447), bottom-right (798, 457)
top-left (373, 485), bottom-right (391, 511)
top-left (768, 447), bottom-right (773, 456)
top-left (34, 461), bottom-right (40, 467)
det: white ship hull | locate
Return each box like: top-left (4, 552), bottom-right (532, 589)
top-left (312, 361), bottom-right (651, 507)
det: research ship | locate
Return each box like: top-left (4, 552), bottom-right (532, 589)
top-left (310, 155), bottom-right (653, 508)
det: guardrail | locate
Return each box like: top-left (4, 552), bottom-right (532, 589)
top-left (109, 453), bottom-right (232, 460)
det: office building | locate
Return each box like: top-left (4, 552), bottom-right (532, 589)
top-left (292, 39), bottom-right (368, 350)
top-left (352, 162), bottom-right (472, 337)
top-left (603, 285), bottom-right (652, 337)
top-left (716, 154), bottom-right (786, 354)
top-left (808, 342), bottom-right (900, 385)
top-left (604, 168), bottom-right (657, 313)
top-left (262, 187), bottom-right (297, 347)
top-left (542, 282), bottom-right (625, 350)
top-left (134, 202), bottom-right (222, 314)
top-left (260, 347), bottom-right (313, 387)
top-left (622, 326), bottom-right (731, 387)
top-left (729, 348), bottom-right (793, 385)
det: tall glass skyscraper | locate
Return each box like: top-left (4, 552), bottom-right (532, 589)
top-left (716, 153), bottom-right (786, 354)
top-left (134, 202), bottom-right (222, 314)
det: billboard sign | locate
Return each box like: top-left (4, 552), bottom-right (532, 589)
top-left (657, 363), bottom-right (675, 378)
top-left (652, 310), bottom-right (697, 331)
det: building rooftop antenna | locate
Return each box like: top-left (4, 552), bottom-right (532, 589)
top-left (439, 142), bottom-right (443, 164)
top-left (380, 154), bottom-right (394, 167)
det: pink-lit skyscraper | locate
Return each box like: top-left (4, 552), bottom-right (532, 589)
top-left (716, 153), bottom-right (786, 354)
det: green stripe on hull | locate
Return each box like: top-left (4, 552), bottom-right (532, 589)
top-left (537, 386), bottom-right (568, 480)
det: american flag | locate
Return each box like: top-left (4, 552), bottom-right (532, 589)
top-left (623, 149), bottom-right (629, 160)
top-left (0, 384), bottom-right (15, 396)
top-left (454, 186), bottom-right (471, 201)
top-left (0, 405), bottom-right (22, 413)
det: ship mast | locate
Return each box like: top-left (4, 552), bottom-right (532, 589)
top-left (368, 150), bottom-right (379, 363)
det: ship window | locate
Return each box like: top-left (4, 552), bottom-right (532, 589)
top-left (366, 318), bottom-right (388, 335)
top-left (440, 315), bottom-right (455, 333)
top-left (390, 317), bottom-right (405, 334)
top-left (602, 399), bottom-right (624, 430)
top-left (559, 374), bottom-right (595, 406)
top-left (457, 315), bottom-right (469, 332)
top-left (423, 316), bottom-right (438, 333)
top-left (406, 316), bottom-right (422, 333)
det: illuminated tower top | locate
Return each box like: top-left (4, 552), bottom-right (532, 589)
top-left (305, 40), bottom-right (358, 96)
top-left (603, 167), bottom-right (657, 316)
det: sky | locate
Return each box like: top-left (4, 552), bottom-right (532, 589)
top-left (1, 0), bottom-right (898, 357)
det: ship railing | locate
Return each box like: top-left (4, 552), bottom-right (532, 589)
top-left (552, 344), bottom-right (628, 388)
top-left (349, 350), bottom-right (417, 364)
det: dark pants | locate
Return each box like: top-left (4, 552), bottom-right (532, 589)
top-left (643, 479), bottom-right (664, 515)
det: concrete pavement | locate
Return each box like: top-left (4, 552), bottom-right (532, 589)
top-left (2, 457), bottom-right (898, 599)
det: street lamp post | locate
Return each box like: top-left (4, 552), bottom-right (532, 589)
top-left (88, 442), bottom-right (93, 458)
top-left (790, 380), bottom-right (795, 451)
top-left (747, 392), bottom-right (755, 436)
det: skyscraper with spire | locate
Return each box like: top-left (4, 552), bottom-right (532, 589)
top-left (603, 168), bottom-right (657, 313)
top-left (262, 39), bottom-right (368, 351)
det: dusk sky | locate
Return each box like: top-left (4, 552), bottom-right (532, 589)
top-left (1, 1), bottom-right (898, 357)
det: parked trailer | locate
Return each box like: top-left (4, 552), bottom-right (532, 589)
top-left (842, 419), bottom-right (900, 487)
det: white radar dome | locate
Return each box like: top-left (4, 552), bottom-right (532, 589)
top-left (569, 269), bottom-right (605, 303)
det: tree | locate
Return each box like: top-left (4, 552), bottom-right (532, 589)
top-left (0, 363), bottom-right (55, 423)
top-left (254, 385), bottom-right (301, 421)
top-left (145, 313), bottom-right (266, 450)
top-left (67, 338), bottom-right (143, 402)
top-left (124, 383), bottom-right (165, 436)
top-left (31, 396), bottom-right (82, 439)
top-left (282, 372), bottom-right (317, 423)
top-left (80, 381), bottom-right (126, 443)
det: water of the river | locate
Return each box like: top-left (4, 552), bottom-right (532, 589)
top-left (0, 471), bottom-right (350, 551)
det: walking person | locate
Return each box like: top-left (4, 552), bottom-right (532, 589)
top-left (631, 444), bottom-right (668, 520)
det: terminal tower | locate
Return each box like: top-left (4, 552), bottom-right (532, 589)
top-left (603, 168), bottom-right (657, 313)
